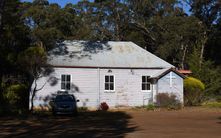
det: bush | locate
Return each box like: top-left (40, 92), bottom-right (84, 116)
top-left (145, 104), bottom-right (156, 111)
top-left (99, 102), bottom-right (109, 111)
top-left (156, 93), bottom-right (182, 110)
top-left (202, 102), bottom-right (221, 108)
top-left (216, 96), bottom-right (221, 102)
top-left (78, 107), bottom-right (88, 112)
top-left (184, 77), bottom-right (205, 106)
top-left (3, 84), bottom-right (27, 110)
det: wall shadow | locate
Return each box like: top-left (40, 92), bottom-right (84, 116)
top-left (0, 111), bottom-right (137, 138)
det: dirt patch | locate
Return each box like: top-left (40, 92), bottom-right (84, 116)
top-left (125, 107), bottom-right (221, 138)
top-left (0, 107), bottom-right (220, 138)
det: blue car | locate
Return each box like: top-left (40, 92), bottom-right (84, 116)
top-left (51, 92), bottom-right (78, 116)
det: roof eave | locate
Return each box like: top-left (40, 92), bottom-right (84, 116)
top-left (151, 67), bottom-right (186, 80)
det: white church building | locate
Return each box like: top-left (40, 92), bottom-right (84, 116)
top-left (31, 40), bottom-right (185, 109)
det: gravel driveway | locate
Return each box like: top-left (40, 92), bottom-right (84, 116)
top-left (0, 107), bottom-right (220, 138)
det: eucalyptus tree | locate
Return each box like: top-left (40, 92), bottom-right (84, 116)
top-left (0, 0), bottom-right (5, 35)
top-left (185, 0), bottom-right (221, 67)
top-left (22, 0), bottom-right (81, 50)
top-left (0, 0), bottom-right (31, 110)
top-left (93, 0), bottom-right (130, 40)
top-left (156, 16), bottom-right (205, 69)
top-left (127, 0), bottom-right (179, 47)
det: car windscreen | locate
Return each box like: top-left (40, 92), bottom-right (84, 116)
top-left (55, 95), bottom-right (74, 102)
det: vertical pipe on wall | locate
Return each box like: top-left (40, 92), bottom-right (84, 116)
top-left (97, 68), bottom-right (101, 108)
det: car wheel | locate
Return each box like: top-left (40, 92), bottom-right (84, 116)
top-left (72, 110), bottom-right (78, 116)
top-left (52, 110), bottom-right (57, 116)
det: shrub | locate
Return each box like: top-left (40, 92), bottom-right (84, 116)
top-left (78, 107), bottom-right (88, 112)
top-left (216, 96), bottom-right (221, 102)
top-left (3, 84), bottom-right (27, 111)
top-left (184, 77), bottom-right (205, 106)
top-left (202, 102), bottom-right (221, 108)
top-left (145, 104), bottom-right (156, 111)
top-left (156, 93), bottom-right (182, 110)
top-left (99, 102), bottom-right (109, 111)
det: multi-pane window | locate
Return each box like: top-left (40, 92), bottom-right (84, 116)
top-left (142, 76), bottom-right (151, 91)
top-left (61, 74), bottom-right (71, 90)
top-left (105, 75), bottom-right (114, 91)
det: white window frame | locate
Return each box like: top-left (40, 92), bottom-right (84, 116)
top-left (104, 75), bottom-right (115, 92)
top-left (141, 76), bottom-right (151, 92)
top-left (61, 74), bottom-right (71, 90)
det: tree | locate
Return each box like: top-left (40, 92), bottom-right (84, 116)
top-left (0, 0), bottom-right (31, 111)
top-left (18, 46), bottom-right (53, 112)
top-left (33, 0), bottom-right (49, 6)
top-left (156, 16), bottom-right (205, 69)
top-left (186, 0), bottom-right (221, 67)
top-left (188, 48), bottom-right (221, 97)
top-left (93, 0), bottom-right (130, 40)
top-left (187, 0), bottom-right (220, 27)
top-left (126, 0), bottom-right (184, 52)
top-left (21, 0), bottom-right (84, 50)
top-left (0, 0), bottom-right (5, 34)
top-left (0, 0), bottom-right (6, 110)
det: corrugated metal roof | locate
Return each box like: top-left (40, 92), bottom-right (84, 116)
top-left (151, 68), bottom-right (186, 79)
top-left (48, 40), bottom-right (174, 68)
top-left (151, 68), bottom-right (170, 78)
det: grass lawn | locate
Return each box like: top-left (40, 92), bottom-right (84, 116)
top-left (0, 107), bottom-right (220, 138)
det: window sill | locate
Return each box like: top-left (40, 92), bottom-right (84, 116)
top-left (104, 90), bottom-right (115, 93)
top-left (142, 90), bottom-right (151, 93)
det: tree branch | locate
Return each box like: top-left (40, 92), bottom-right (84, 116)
top-left (132, 22), bottom-right (156, 42)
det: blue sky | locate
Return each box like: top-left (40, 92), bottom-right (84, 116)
top-left (21, 0), bottom-right (86, 7)
top-left (21, 0), bottom-right (190, 14)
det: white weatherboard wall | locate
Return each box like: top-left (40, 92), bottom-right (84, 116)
top-left (31, 68), bottom-right (183, 109)
top-left (31, 68), bottom-right (99, 108)
top-left (157, 71), bottom-right (184, 103)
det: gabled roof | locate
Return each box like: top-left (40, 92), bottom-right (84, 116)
top-left (151, 68), bottom-right (186, 80)
top-left (48, 40), bottom-right (174, 68)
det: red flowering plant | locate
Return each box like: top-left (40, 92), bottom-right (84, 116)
top-left (99, 102), bottom-right (109, 111)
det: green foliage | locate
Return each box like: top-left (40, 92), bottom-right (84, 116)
top-left (202, 102), bottom-right (221, 108)
top-left (216, 96), bottom-right (221, 102)
top-left (187, 0), bottom-right (220, 27)
top-left (184, 77), bottom-right (205, 106)
top-left (22, 1), bottom-right (85, 49)
top-left (18, 46), bottom-right (47, 77)
top-left (184, 77), bottom-right (205, 92)
top-left (3, 84), bottom-right (27, 107)
top-left (78, 107), bottom-right (88, 112)
top-left (188, 48), bottom-right (221, 97)
top-left (156, 16), bottom-right (205, 68)
top-left (156, 93), bottom-right (182, 110)
top-left (145, 104), bottom-right (156, 111)
top-left (18, 46), bottom-right (52, 112)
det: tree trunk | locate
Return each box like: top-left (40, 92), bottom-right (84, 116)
top-left (199, 31), bottom-right (207, 68)
top-left (0, 0), bottom-right (5, 110)
top-left (30, 79), bottom-right (37, 112)
top-left (0, 0), bottom-right (5, 34)
top-left (113, 2), bottom-right (121, 41)
top-left (0, 74), bottom-right (4, 109)
top-left (181, 45), bottom-right (187, 70)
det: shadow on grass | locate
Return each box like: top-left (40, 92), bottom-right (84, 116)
top-left (218, 117), bottom-right (221, 124)
top-left (0, 111), bottom-right (137, 138)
